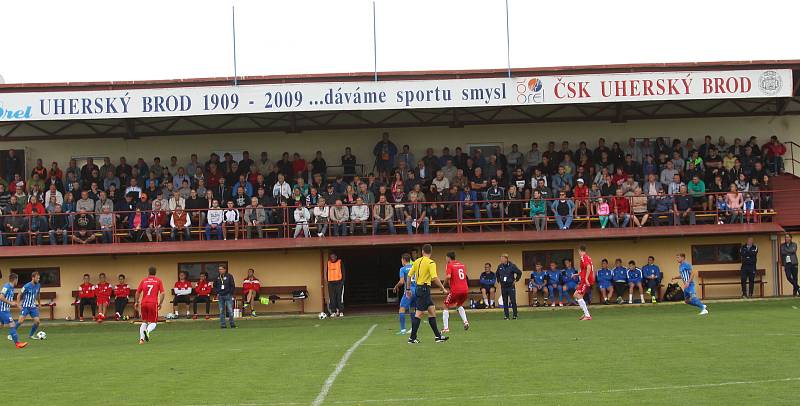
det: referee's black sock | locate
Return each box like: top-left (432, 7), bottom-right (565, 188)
top-left (428, 317), bottom-right (441, 338)
top-left (410, 316), bottom-right (421, 340)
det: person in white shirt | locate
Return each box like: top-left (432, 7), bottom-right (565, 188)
top-left (125, 178), bottom-right (142, 198)
top-left (313, 198), bottom-right (330, 237)
top-left (350, 196), bottom-right (370, 235)
top-left (293, 201), bottom-right (311, 238)
top-left (272, 174), bottom-right (292, 200)
top-left (205, 199), bottom-right (224, 240)
top-left (222, 200), bottom-right (240, 240)
top-left (168, 191), bottom-right (185, 212)
top-left (45, 184), bottom-right (63, 207)
top-left (170, 205), bottom-right (192, 241)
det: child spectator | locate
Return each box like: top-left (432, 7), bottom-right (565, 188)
top-left (597, 198), bottom-right (610, 229)
top-left (313, 198), bottom-right (330, 237)
top-left (597, 259), bottom-right (614, 304)
top-left (172, 271), bottom-right (193, 319)
top-left (242, 268), bottom-right (261, 317)
top-left (193, 271), bottom-right (213, 320)
top-left (546, 261), bottom-right (562, 307)
top-left (95, 273), bottom-right (113, 322)
top-left (222, 200), bottom-right (240, 240)
top-left (113, 274), bottom-right (131, 320)
top-left (77, 273), bottom-right (97, 322)
top-left (627, 260), bottom-right (644, 304)
top-left (612, 259), bottom-right (628, 304)
top-left (293, 201), bottom-right (311, 238)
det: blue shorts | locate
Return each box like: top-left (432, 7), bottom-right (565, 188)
top-left (530, 283), bottom-right (545, 290)
top-left (628, 279), bottom-right (642, 285)
top-left (683, 283), bottom-right (697, 300)
top-left (21, 307), bottom-right (39, 318)
top-left (0, 311), bottom-right (12, 325)
top-left (399, 292), bottom-right (417, 309)
top-left (480, 284), bottom-right (495, 292)
top-left (598, 282), bottom-right (612, 289)
top-left (564, 282), bottom-right (577, 290)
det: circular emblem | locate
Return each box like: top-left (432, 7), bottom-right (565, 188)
top-left (759, 71), bottom-right (782, 96)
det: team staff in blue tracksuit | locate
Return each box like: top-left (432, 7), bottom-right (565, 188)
top-left (627, 260), bottom-right (644, 304)
top-left (479, 263), bottom-right (497, 308)
top-left (528, 263), bottom-right (548, 307)
top-left (597, 259), bottom-right (614, 304)
top-left (546, 262), bottom-right (562, 307)
top-left (642, 256), bottom-right (662, 303)
top-left (561, 259), bottom-right (579, 306)
top-left (495, 254), bottom-right (522, 319)
top-left (740, 237), bottom-right (758, 298)
top-left (612, 259), bottom-right (628, 304)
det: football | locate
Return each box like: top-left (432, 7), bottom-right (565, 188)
top-left (36, 331), bottom-right (47, 340)
top-left (318, 312), bottom-right (327, 319)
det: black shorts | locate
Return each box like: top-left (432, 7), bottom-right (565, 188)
top-left (193, 295), bottom-right (210, 303)
top-left (173, 295), bottom-right (191, 304)
top-left (415, 285), bottom-right (434, 309)
top-left (480, 284), bottom-right (495, 292)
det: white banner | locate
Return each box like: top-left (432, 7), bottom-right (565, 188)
top-left (0, 69), bottom-right (791, 122)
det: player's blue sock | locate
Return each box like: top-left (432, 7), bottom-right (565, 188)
top-left (9, 325), bottom-right (18, 343)
top-left (689, 297), bottom-right (705, 309)
top-left (399, 313), bottom-right (406, 330)
top-left (548, 288), bottom-right (554, 303)
top-left (29, 323), bottom-right (39, 337)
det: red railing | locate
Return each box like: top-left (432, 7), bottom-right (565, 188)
top-left (0, 188), bottom-right (777, 246)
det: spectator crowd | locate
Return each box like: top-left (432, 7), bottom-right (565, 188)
top-left (0, 131), bottom-right (785, 245)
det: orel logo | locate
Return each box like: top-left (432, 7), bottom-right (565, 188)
top-left (516, 77), bottom-right (544, 104)
top-left (0, 102), bottom-right (33, 120)
top-left (758, 71), bottom-right (782, 96)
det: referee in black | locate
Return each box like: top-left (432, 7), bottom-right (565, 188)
top-left (740, 237), bottom-right (758, 298)
top-left (408, 244), bottom-right (449, 344)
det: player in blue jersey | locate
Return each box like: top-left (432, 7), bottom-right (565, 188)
top-left (611, 259), bottom-right (628, 304)
top-left (16, 271), bottom-right (43, 340)
top-left (1, 273), bottom-right (27, 348)
top-left (527, 263), bottom-right (548, 306)
top-left (671, 253), bottom-right (708, 315)
top-left (626, 260), bottom-right (644, 304)
top-left (392, 253), bottom-right (416, 335)
top-left (642, 256), bottom-right (662, 303)
top-left (596, 259), bottom-right (614, 304)
top-left (546, 261), bottom-right (562, 307)
top-left (561, 259), bottom-right (579, 306)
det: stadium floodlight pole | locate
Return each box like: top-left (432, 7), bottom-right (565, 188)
top-left (504, 0), bottom-right (511, 78)
top-left (372, 1), bottom-right (378, 82)
top-left (232, 4), bottom-right (239, 86)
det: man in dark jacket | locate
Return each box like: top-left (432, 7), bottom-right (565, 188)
top-left (740, 237), bottom-right (758, 298)
top-left (213, 264), bottom-right (236, 329)
top-left (780, 234), bottom-right (799, 296)
top-left (495, 254), bottom-right (522, 319)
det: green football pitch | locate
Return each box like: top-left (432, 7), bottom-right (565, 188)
top-left (5, 299), bottom-right (799, 405)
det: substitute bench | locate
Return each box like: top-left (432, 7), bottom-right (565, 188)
top-left (233, 285), bottom-right (307, 314)
top-left (698, 269), bottom-right (766, 299)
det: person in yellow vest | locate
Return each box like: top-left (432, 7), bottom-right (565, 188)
top-left (326, 253), bottom-right (345, 317)
top-left (407, 244), bottom-right (449, 344)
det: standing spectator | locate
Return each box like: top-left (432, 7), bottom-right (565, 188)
top-left (330, 199), bottom-right (349, 237)
top-left (781, 234), bottom-right (799, 296)
top-left (170, 205), bottom-right (192, 241)
top-left (495, 254), bottom-right (522, 319)
top-left (293, 201), bottom-right (311, 238)
top-left (350, 196), bottom-right (369, 235)
top-left (373, 132), bottom-right (398, 176)
top-left (326, 253), bottom-right (345, 317)
top-left (372, 195), bottom-right (396, 235)
top-left (212, 265), bottom-right (236, 329)
top-left (244, 197), bottom-right (266, 239)
top-left (740, 237), bottom-right (758, 298)
top-left (341, 147), bottom-right (357, 182)
top-left (77, 274), bottom-right (97, 322)
top-left (205, 199), bottom-right (224, 240)
top-left (192, 271), bottom-right (213, 320)
top-left (479, 263), bottom-right (497, 308)
top-left (113, 274), bottom-right (131, 320)
top-left (642, 256), bottom-right (662, 303)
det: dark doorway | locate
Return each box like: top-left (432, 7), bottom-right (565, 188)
top-left (334, 246), bottom-right (413, 306)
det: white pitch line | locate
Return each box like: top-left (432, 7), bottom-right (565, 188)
top-left (312, 324), bottom-right (377, 406)
top-left (328, 376), bottom-right (800, 404)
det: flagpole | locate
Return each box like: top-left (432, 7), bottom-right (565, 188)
top-left (232, 5), bottom-right (239, 86)
top-left (372, 1), bottom-right (378, 82)
top-left (504, 0), bottom-right (511, 78)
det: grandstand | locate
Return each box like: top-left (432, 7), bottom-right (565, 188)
top-left (0, 61), bottom-right (799, 317)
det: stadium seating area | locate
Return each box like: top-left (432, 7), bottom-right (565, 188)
top-left (0, 133), bottom-right (786, 245)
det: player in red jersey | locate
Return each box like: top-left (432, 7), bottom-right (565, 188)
top-left (113, 274), bottom-right (131, 320)
top-left (135, 266), bottom-right (165, 344)
top-left (172, 271), bottom-right (193, 319)
top-left (77, 274), bottom-right (97, 322)
top-left (442, 251), bottom-right (470, 333)
top-left (193, 271), bottom-right (213, 320)
top-left (241, 268), bottom-right (261, 317)
top-left (94, 273), bottom-right (113, 323)
top-left (576, 244), bottom-right (595, 321)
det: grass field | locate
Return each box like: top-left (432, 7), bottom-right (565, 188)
top-left (6, 299), bottom-right (800, 405)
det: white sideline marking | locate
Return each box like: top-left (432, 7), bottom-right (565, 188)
top-left (328, 376), bottom-right (800, 404)
top-left (311, 324), bottom-right (377, 406)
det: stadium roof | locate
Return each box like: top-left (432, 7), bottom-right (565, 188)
top-left (0, 60), bottom-right (798, 140)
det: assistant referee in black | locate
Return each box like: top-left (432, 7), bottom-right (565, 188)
top-left (408, 244), bottom-right (449, 344)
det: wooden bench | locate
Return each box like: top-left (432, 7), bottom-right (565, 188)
top-left (698, 269), bottom-right (766, 299)
top-left (432, 279), bottom-right (483, 300)
top-left (233, 285), bottom-right (307, 314)
top-left (9, 291), bottom-right (57, 320)
top-left (72, 290), bottom-right (138, 320)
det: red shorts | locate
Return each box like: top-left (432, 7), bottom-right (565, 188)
top-left (96, 297), bottom-right (110, 305)
top-left (140, 303), bottom-right (158, 323)
top-left (575, 283), bottom-right (591, 297)
top-left (444, 291), bottom-right (468, 308)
